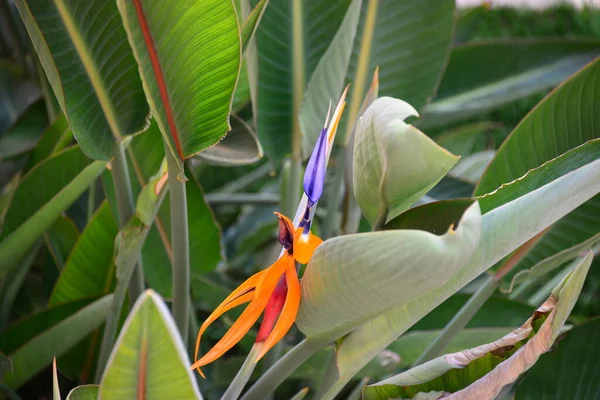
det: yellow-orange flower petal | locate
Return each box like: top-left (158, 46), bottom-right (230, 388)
top-left (256, 263), bottom-right (301, 361)
top-left (293, 228), bottom-right (323, 264)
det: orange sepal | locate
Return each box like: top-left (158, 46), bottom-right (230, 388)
top-left (255, 263), bottom-right (301, 361)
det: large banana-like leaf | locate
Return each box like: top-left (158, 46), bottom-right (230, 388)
top-left (296, 201), bottom-right (481, 339)
top-left (363, 252), bottom-right (591, 400)
top-left (299, 0), bottom-right (362, 155)
top-left (353, 97), bottom-right (459, 225)
top-left (14, 0), bottom-right (149, 160)
top-left (340, 0), bottom-right (455, 142)
top-left (253, 0), bottom-right (351, 162)
top-left (0, 146), bottom-right (106, 278)
top-left (476, 58), bottom-right (600, 291)
top-left (422, 39), bottom-right (600, 128)
top-left (99, 290), bottom-right (202, 399)
top-left (322, 154), bottom-right (600, 398)
top-left (1, 295), bottom-right (113, 389)
top-left (117, 0), bottom-right (241, 167)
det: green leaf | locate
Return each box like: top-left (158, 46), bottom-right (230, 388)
top-left (299, 0), bottom-right (362, 156)
top-left (196, 115), bottom-right (263, 166)
top-left (49, 202), bottom-right (118, 305)
top-left (515, 317), bottom-right (600, 399)
top-left (353, 97), bottom-right (459, 225)
top-left (434, 121), bottom-right (504, 158)
top-left (45, 215), bottom-right (79, 271)
top-left (341, 0), bottom-right (455, 142)
top-left (14, 0), bottom-right (149, 160)
top-left (25, 113), bottom-right (72, 172)
top-left (476, 58), bottom-right (600, 289)
top-left (253, 0), bottom-right (351, 162)
top-left (296, 201), bottom-right (482, 339)
top-left (0, 100), bottom-right (47, 160)
top-left (117, 0), bottom-right (241, 164)
top-left (2, 295), bottom-right (113, 389)
top-left (363, 252), bottom-right (592, 400)
top-left (0, 61), bottom-right (39, 133)
top-left (0, 146), bottom-right (107, 279)
top-left (240, 0), bottom-right (268, 53)
top-left (66, 385), bottom-right (99, 400)
top-left (422, 39), bottom-right (600, 128)
top-left (325, 156), bottom-right (600, 396)
top-left (99, 290), bottom-right (202, 399)
top-left (0, 352), bottom-right (10, 380)
top-left (449, 150), bottom-right (495, 184)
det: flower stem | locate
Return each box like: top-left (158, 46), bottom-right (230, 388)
top-left (165, 149), bottom-right (190, 346)
top-left (217, 163), bottom-right (272, 193)
top-left (240, 338), bottom-right (330, 400)
top-left (413, 275), bottom-right (499, 366)
top-left (205, 193), bottom-right (279, 205)
top-left (112, 141), bottom-right (144, 303)
top-left (223, 343), bottom-right (261, 400)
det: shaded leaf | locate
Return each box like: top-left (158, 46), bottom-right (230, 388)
top-left (25, 113), bottom-right (72, 172)
top-left (0, 100), bottom-right (47, 160)
top-left (240, 0), bottom-right (268, 53)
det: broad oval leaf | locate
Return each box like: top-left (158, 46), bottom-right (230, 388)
top-left (363, 252), bottom-right (592, 400)
top-left (196, 115), bottom-right (263, 166)
top-left (0, 146), bottom-right (107, 278)
top-left (14, 0), bottom-right (149, 160)
top-left (422, 39), bottom-right (600, 128)
top-left (353, 97), bottom-right (459, 225)
top-left (1, 295), bottom-right (113, 389)
top-left (326, 156), bottom-right (600, 397)
top-left (100, 290), bottom-right (202, 400)
top-left (296, 201), bottom-right (481, 339)
top-left (66, 385), bottom-right (99, 400)
top-left (117, 0), bottom-right (241, 163)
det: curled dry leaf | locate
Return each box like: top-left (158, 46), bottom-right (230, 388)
top-left (363, 251), bottom-right (592, 400)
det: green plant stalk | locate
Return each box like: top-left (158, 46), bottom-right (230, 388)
top-left (286, 158), bottom-right (303, 216)
top-left (112, 141), bottom-right (144, 303)
top-left (218, 163), bottom-right (272, 193)
top-left (240, 337), bottom-right (330, 400)
top-left (314, 348), bottom-right (339, 399)
top-left (413, 275), bottom-right (500, 366)
top-left (205, 192), bottom-right (280, 205)
top-left (165, 150), bottom-right (190, 347)
top-left (188, 296), bottom-right (199, 357)
top-left (223, 344), bottom-right (261, 400)
top-left (87, 181), bottom-right (96, 221)
top-left (322, 150), bottom-right (345, 239)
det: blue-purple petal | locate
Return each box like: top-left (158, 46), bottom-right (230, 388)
top-left (304, 128), bottom-right (328, 206)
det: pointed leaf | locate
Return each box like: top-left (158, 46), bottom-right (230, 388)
top-left (196, 115), bottom-right (263, 166)
top-left (25, 113), bottom-right (72, 171)
top-left (0, 146), bottom-right (107, 278)
top-left (363, 252), bottom-right (592, 400)
top-left (0, 100), bottom-right (47, 160)
top-left (117, 0), bottom-right (241, 164)
top-left (240, 0), bottom-right (268, 53)
top-left (100, 290), bottom-right (203, 399)
top-left (299, 0), bottom-right (362, 156)
top-left (2, 295), bottom-right (113, 389)
top-left (66, 385), bottom-right (99, 400)
top-left (422, 39), bottom-right (600, 128)
top-left (296, 201), bottom-right (482, 338)
top-left (14, 0), bottom-right (149, 160)
top-left (353, 97), bottom-right (459, 225)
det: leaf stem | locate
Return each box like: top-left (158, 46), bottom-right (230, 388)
top-left (413, 275), bottom-right (500, 366)
top-left (240, 338), bottom-right (330, 400)
top-left (223, 343), bottom-right (261, 400)
top-left (217, 163), bottom-right (272, 193)
top-left (205, 192), bottom-right (280, 205)
top-left (112, 141), bottom-right (144, 303)
top-left (165, 149), bottom-right (190, 346)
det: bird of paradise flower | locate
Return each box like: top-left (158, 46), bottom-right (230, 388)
top-left (191, 89), bottom-right (348, 377)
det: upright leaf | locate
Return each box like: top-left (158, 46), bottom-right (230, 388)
top-left (14, 0), bottom-right (149, 160)
top-left (66, 385), bottom-right (99, 400)
top-left (0, 146), bottom-right (107, 278)
top-left (100, 291), bottom-right (202, 399)
top-left (117, 0), bottom-right (241, 165)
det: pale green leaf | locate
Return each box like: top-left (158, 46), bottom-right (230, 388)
top-left (299, 0), bottom-right (362, 156)
top-left (296, 201), bottom-right (481, 338)
top-left (100, 290), bottom-right (202, 400)
top-left (14, 0), bottom-right (149, 160)
top-left (66, 385), bottom-right (99, 400)
top-left (240, 0), bottom-right (268, 53)
top-left (353, 97), bottom-right (459, 225)
top-left (117, 0), bottom-right (241, 163)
